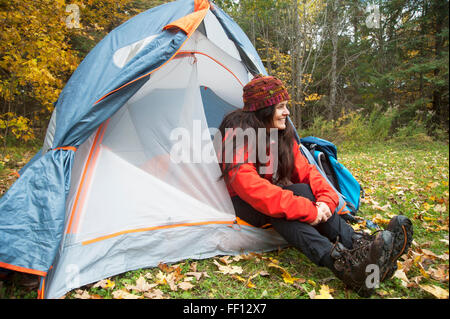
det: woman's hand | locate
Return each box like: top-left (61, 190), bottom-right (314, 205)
top-left (309, 202), bottom-right (332, 226)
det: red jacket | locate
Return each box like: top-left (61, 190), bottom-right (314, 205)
top-left (226, 140), bottom-right (339, 224)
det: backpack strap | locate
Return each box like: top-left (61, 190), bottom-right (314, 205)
top-left (299, 144), bottom-right (350, 215)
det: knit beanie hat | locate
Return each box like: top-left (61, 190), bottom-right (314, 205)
top-left (242, 74), bottom-right (290, 112)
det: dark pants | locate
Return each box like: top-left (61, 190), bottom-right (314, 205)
top-left (231, 183), bottom-right (355, 267)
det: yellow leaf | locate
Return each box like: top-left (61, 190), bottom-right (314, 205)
top-left (418, 263), bottom-right (430, 279)
top-left (268, 263), bottom-right (301, 285)
top-left (315, 285), bottom-right (334, 299)
top-left (282, 272), bottom-right (300, 285)
top-left (112, 289), bottom-right (143, 299)
top-left (213, 260), bottom-right (243, 275)
top-left (232, 275), bottom-right (246, 283)
top-left (419, 285), bottom-right (449, 299)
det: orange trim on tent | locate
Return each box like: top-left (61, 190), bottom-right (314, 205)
top-left (94, 23), bottom-right (200, 105)
top-left (37, 277), bottom-right (45, 299)
top-left (55, 146), bottom-right (77, 152)
top-left (175, 51), bottom-right (244, 87)
top-left (234, 217), bottom-right (253, 227)
top-left (82, 220), bottom-right (234, 245)
top-left (233, 217), bottom-right (272, 229)
top-left (194, 0), bottom-right (210, 11)
top-left (0, 261), bottom-right (47, 277)
top-left (68, 120), bottom-right (110, 235)
top-left (163, 8), bottom-right (209, 37)
top-left (8, 170), bottom-right (20, 178)
top-left (65, 125), bottom-right (104, 234)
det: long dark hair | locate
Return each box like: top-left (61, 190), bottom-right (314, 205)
top-left (216, 106), bottom-right (295, 186)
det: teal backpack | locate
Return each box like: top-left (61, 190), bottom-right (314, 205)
top-left (300, 136), bottom-right (365, 219)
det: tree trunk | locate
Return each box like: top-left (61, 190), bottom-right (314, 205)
top-left (293, 0), bottom-right (303, 130)
top-left (431, 0), bottom-right (447, 130)
top-left (329, 0), bottom-right (338, 121)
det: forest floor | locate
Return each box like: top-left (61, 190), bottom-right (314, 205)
top-left (0, 137), bottom-right (448, 300)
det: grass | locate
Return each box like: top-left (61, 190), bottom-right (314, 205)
top-left (0, 137), bottom-right (448, 299)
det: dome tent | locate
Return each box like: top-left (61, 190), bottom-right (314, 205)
top-left (0, 0), bottom-right (288, 299)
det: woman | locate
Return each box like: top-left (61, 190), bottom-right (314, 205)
top-left (217, 75), bottom-right (413, 297)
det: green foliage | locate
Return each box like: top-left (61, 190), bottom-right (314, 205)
top-left (299, 105), bottom-right (448, 148)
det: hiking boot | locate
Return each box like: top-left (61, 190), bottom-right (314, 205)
top-left (329, 230), bottom-right (394, 297)
top-left (350, 216), bottom-right (413, 282)
top-left (381, 215), bottom-right (413, 281)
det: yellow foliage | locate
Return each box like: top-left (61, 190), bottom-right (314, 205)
top-left (0, 112), bottom-right (35, 142)
top-left (256, 37), bottom-right (321, 108)
top-left (0, 0), bottom-right (135, 141)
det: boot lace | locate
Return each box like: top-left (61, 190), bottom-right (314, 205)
top-left (330, 231), bottom-right (380, 271)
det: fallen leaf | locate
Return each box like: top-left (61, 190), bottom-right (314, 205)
top-left (232, 275), bottom-right (246, 283)
top-left (268, 263), bottom-right (299, 284)
top-left (437, 252), bottom-right (449, 261)
top-left (219, 256), bottom-right (232, 265)
top-left (429, 266), bottom-right (449, 282)
top-left (419, 284), bottom-right (449, 299)
top-left (185, 271), bottom-right (209, 280)
top-left (376, 289), bottom-right (389, 297)
top-left (213, 260), bottom-right (243, 275)
top-left (93, 279), bottom-right (115, 290)
top-left (307, 279), bottom-right (317, 287)
top-left (308, 289), bottom-right (316, 299)
top-left (314, 285), bottom-right (334, 299)
top-left (73, 289), bottom-right (91, 299)
top-left (125, 276), bottom-right (157, 292)
top-left (112, 289), bottom-right (143, 299)
top-left (246, 273), bottom-right (260, 289)
top-left (393, 269), bottom-right (409, 287)
top-left (417, 263), bottom-right (430, 279)
top-left (372, 213), bottom-right (390, 225)
top-left (143, 289), bottom-right (166, 299)
top-left (434, 204), bottom-right (447, 213)
top-left (178, 281), bottom-right (194, 291)
top-left (421, 249), bottom-right (439, 259)
top-left (155, 271), bottom-right (178, 291)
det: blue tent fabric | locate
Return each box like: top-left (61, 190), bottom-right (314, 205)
top-left (200, 86), bottom-right (238, 130)
top-left (53, 29), bottom-right (187, 149)
top-left (210, 5), bottom-right (267, 76)
top-left (0, 149), bottom-right (74, 274)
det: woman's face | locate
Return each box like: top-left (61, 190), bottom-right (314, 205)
top-left (271, 101), bottom-right (290, 130)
